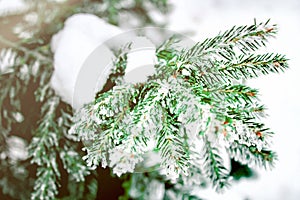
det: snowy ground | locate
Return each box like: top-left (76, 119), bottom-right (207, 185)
top-left (167, 0), bottom-right (300, 199)
top-left (1, 0), bottom-right (300, 199)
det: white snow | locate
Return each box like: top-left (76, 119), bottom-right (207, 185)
top-left (0, 0), bottom-right (27, 16)
top-left (50, 14), bottom-right (158, 109)
top-left (6, 136), bottom-right (28, 161)
top-left (124, 36), bottom-right (157, 84)
top-left (167, 0), bottom-right (300, 199)
top-left (50, 14), bottom-right (120, 109)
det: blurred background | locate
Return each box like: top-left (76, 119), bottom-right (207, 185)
top-left (0, 0), bottom-right (299, 199)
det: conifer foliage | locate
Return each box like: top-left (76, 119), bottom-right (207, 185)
top-left (70, 20), bottom-right (288, 197)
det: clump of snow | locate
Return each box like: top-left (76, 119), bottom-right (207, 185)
top-left (50, 14), bottom-right (120, 109)
top-left (51, 14), bottom-right (122, 52)
top-left (6, 136), bottom-right (28, 161)
top-left (124, 36), bottom-right (157, 84)
top-left (51, 13), bottom-right (159, 109)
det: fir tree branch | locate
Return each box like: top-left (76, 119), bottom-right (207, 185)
top-left (218, 53), bottom-right (288, 79)
top-left (206, 84), bottom-right (259, 104)
top-left (82, 131), bottom-right (114, 169)
top-left (68, 103), bottom-right (101, 141)
top-left (79, 85), bottom-right (139, 170)
top-left (0, 35), bottom-right (52, 63)
top-left (71, 19), bottom-right (288, 197)
top-left (162, 20), bottom-right (289, 89)
top-left (59, 148), bottom-right (90, 182)
top-left (31, 166), bottom-right (60, 200)
top-left (108, 125), bottom-right (147, 176)
top-left (0, 158), bottom-right (32, 200)
top-left (94, 84), bottom-right (139, 124)
top-left (200, 136), bottom-right (229, 191)
top-left (30, 93), bottom-right (92, 199)
top-left (228, 142), bottom-right (276, 169)
top-left (191, 83), bottom-right (265, 121)
top-left (28, 96), bottom-right (61, 200)
top-left (222, 103), bottom-right (266, 120)
top-left (180, 20), bottom-right (277, 64)
top-left (178, 52), bottom-right (288, 89)
top-left (156, 110), bottom-right (189, 178)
